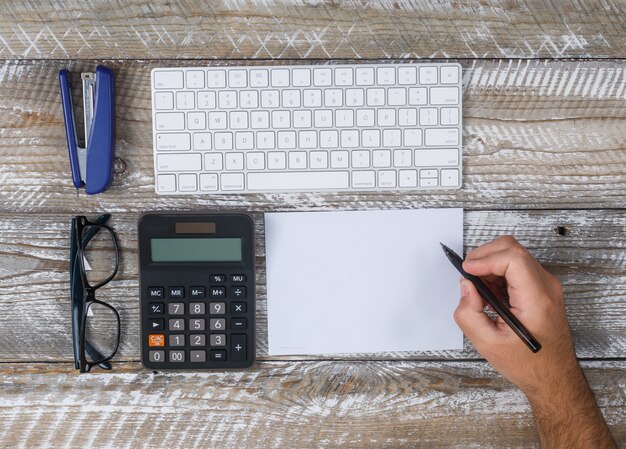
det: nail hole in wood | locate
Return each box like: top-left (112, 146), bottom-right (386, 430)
top-left (555, 226), bottom-right (569, 236)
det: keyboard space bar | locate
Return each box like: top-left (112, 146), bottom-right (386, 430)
top-left (247, 171), bottom-right (350, 191)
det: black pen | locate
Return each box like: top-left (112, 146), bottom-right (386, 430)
top-left (440, 243), bottom-right (542, 353)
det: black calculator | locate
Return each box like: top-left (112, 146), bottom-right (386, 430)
top-left (138, 212), bottom-right (255, 369)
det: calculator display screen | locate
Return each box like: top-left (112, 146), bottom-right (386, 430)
top-left (151, 238), bottom-right (242, 262)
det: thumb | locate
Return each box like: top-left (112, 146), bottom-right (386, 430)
top-left (454, 279), bottom-right (498, 345)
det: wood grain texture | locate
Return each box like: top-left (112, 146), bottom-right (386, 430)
top-left (0, 361), bottom-right (623, 449)
top-left (0, 0), bottom-right (625, 59)
top-left (0, 210), bottom-right (623, 362)
top-left (0, 59), bottom-right (624, 213)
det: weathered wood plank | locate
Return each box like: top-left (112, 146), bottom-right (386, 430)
top-left (0, 59), bottom-right (624, 212)
top-left (0, 210), bottom-right (623, 361)
top-left (0, 361), bottom-right (623, 448)
top-left (0, 0), bottom-right (624, 59)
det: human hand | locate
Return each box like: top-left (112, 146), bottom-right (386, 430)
top-left (454, 236), bottom-right (617, 448)
top-left (453, 236), bottom-right (581, 397)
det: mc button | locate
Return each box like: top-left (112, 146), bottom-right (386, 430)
top-left (148, 287), bottom-right (164, 299)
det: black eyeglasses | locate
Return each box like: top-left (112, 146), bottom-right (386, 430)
top-left (70, 215), bottom-right (121, 373)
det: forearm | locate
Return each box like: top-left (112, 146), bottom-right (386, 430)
top-left (525, 366), bottom-right (616, 449)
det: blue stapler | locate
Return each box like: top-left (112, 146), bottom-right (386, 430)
top-left (59, 66), bottom-right (115, 195)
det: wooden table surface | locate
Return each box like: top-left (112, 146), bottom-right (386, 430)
top-left (0, 1), bottom-right (624, 448)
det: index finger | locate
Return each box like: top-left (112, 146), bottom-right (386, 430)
top-left (465, 235), bottom-right (522, 261)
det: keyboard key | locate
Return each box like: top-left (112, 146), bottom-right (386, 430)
top-left (441, 168), bottom-right (460, 187)
top-left (419, 108), bottom-right (438, 126)
top-left (214, 132), bottom-right (233, 150)
top-left (414, 148), bottom-right (459, 166)
top-left (378, 170), bottom-right (396, 188)
top-left (154, 70), bottom-right (183, 89)
top-left (345, 88), bottom-right (364, 106)
top-left (282, 90), bottom-right (301, 108)
top-left (352, 170), bottom-right (375, 188)
top-left (247, 171), bottom-right (349, 191)
top-left (310, 151), bottom-right (329, 168)
top-left (352, 150), bottom-right (370, 168)
top-left (154, 92), bottom-right (174, 110)
top-left (330, 150), bottom-right (349, 168)
top-left (404, 129), bottom-right (423, 147)
top-left (289, 151), bottom-right (307, 169)
top-left (377, 67), bottom-right (395, 85)
top-left (277, 131), bottom-right (296, 149)
top-left (299, 131), bottom-right (317, 148)
top-left (246, 152), bottom-right (266, 170)
top-left (393, 149), bottom-right (412, 167)
top-left (240, 90), bottom-right (259, 108)
top-left (210, 318), bottom-right (226, 331)
top-left (221, 173), bottom-right (245, 190)
top-left (218, 91), bottom-right (237, 109)
top-left (176, 91), bottom-right (195, 109)
top-left (197, 91), bottom-right (216, 109)
top-left (440, 65), bottom-right (460, 84)
top-left (292, 68), bottom-right (311, 87)
top-left (366, 88), bottom-right (385, 106)
top-left (271, 69), bottom-right (290, 87)
top-left (257, 131), bottom-right (276, 149)
top-left (187, 112), bottom-right (206, 130)
top-left (186, 70), bottom-right (205, 89)
top-left (228, 69), bottom-right (247, 87)
top-left (148, 319), bottom-right (164, 331)
top-left (157, 153), bottom-right (201, 172)
top-left (319, 130), bottom-right (338, 148)
top-left (408, 87), bottom-right (427, 105)
top-left (169, 334), bottom-right (185, 346)
top-left (261, 90), bottom-right (280, 108)
top-left (440, 107), bottom-right (460, 125)
top-left (303, 89), bottom-right (322, 107)
top-left (204, 153), bottom-right (223, 171)
top-left (430, 87), bottom-right (459, 105)
top-left (156, 174), bottom-right (176, 192)
top-left (419, 66), bottom-right (438, 84)
top-left (230, 111), bottom-right (248, 129)
top-left (155, 112), bottom-right (185, 131)
top-left (398, 169), bottom-right (418, 187)
top-left (362, 129), bottom-right (380, 147)
top-left (193, 133), bottom-right (211, 150)
top-left (398, 66), bottom-right (417, 85)
top-left (200, 173), bottom-right (218, 191)
top-left (250, 69), bottom-right (269, 87)
top-left (168, 302), bottom-right (184, 314)
top-left (424, 129), bottom-right (459, 146)
top-left (373, 150), bottom-right (391, 168)
top-left (313, 68), bottom-right (332, 86)
top-left (387, 88), bottom-right (407, 106)
top-left (178, 173), bottom-right (197, 192)
top-left (235, 132), bottom-right (254, 150)
top-left (355, 67), bottom-right (374, 86)
top-left (207, 70), bottom-right (226, 88)
top-left (156, 133), bottom-right (190, 151)
top-left (334, 68), bottom-right (353, 86)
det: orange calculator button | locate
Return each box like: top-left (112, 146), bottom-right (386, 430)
top-left (148, 334), bottom-right (165, 347)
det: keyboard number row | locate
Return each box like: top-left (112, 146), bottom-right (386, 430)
top-left (154, 87), bottom-right (458, 111)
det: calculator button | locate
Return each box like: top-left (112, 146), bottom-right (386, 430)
top-left (189, 318), bottom-right (205, 331)
top-left (231, 302), bottom-right (247, 314)
top-left (190, 350), bottom-right (206, 362)
top-left (231, 318), bottom-right (247, 330)
top-left (148, 318), bottom-right (164, 330)
top-left (210, 350), bottom-right (227, 361)
top-left (148, 302), bottom-right (164, 314)
top-left (190, 302), bottom-right (205, 315)
top-left (189, 286), bottom-right (206, 299)
top-left (169, 318), bottom-right (185, 331)
top-left (231, 334), bottom-right (247, 362)
top-left (190, 334), bottom-right (206, 346)
top-left (208, 287), bottom-right (226, 298)
top-left (209, 302), bottom-right (226, 315)
top-left (148, 287), bottom-right (164, 299)
top-left (169, 350), bottom-right (185, 363)
top-left (168, 303), bottom-right (184, 315)
top-left (169, 334), bottom-right (185, 347)
top-left (210, 334), bottom-right (227, 347)
top-left (230, 274), bottom-right (247, 282)
top-left (149, 350), bottom-right (165, 363)
top-left (209, 318), bottom-right (226, 331)
top-left (210, 274), bottom-right (226, 283)
top-left (230, 286), bottom-right (247, 298)
top-left (148, 334), bottom-right (165, 347)
top-left (168, 287), bottom-right (185, 299)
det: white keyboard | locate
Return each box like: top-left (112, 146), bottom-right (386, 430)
top-left (151, 63), bottom-right (462, 194)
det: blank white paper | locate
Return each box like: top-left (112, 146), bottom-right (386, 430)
top-left (265, 208), bottom-right (464, 355)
